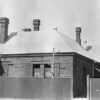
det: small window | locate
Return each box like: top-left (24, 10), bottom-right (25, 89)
top-left (33, 64), bottom-right (41, 78)
top-left (33, 64), bottom-right (53, 78)
top-left (32, 63), bottom-right (63, 78)
top-left (45, 64), bottom-right (53, 78)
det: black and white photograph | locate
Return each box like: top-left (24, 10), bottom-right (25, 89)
top-left (0, 0), bottom-right (99, 100)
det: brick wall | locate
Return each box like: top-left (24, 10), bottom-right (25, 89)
top-left (1, 54), bottom-right (73, 78)
top-left (0, 53), bottom-right (95, 98)
top-left (73, 54), bottom-right (94, 97)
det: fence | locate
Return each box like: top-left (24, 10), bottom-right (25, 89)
top-left (89, 78), bottom-right (100, 100)
top-left (0, 77), bottom-right (72, 100)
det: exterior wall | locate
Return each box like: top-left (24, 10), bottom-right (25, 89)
top-left (0, 53), bottom-right (96, 98)
top-left (73, 54), bottom-right (94, 97)
top-left (94, 62), bottom-right (100, 78)
top-left (1, 54), bottom-right (73, 78)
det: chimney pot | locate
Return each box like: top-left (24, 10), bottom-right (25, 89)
top-left (76, 27), bottom-right (81, 33)
top-left (33, 19), bottom-right (40, 31)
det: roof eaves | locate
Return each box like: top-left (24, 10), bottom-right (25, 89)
top-left (1, 52), bottom-right (75, 58)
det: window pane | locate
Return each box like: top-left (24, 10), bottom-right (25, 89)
top-left (45, 64), bottom-right (53, 78)
top-left (33, 64), bottom-right (44, 78)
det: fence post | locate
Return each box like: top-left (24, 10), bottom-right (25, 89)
top-left (87, 75), bottom-right (90, 100)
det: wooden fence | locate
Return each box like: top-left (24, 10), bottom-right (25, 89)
top-left (0, 77), bottom-right (72, 100)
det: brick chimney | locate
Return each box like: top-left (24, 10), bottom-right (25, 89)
top-left (33, 19), bottom-right (40, 31)
top-left (0, 17), bottom-right (9, 43)
top-left (76, 27), bottom-right (81, 45)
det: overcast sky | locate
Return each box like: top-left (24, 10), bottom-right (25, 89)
top-left (0, 0), bottom-right (100, 61)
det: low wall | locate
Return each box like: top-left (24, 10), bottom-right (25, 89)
top-left (0, 77), bottom-right (72, 100)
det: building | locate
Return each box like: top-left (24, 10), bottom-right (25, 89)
top-left (0, 17), bottom-right (98, 98)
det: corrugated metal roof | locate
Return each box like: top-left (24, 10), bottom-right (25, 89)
top-left (0, 28), bottom-right (94, 60)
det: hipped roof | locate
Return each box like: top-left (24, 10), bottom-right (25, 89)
top-left (0, 28), bottom-right (94, 60)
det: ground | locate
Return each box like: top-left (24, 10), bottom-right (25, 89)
top-left (0, 98), bottom-right (88, 100)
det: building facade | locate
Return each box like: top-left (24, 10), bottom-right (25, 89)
top-left (0, 52), bottom-right (94, 97)
top-left (0, 17), bottom-right (97, 98)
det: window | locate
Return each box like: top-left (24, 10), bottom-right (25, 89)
top-left (32, 63), bottom-right (67, 78)
top-left (33, 64), bottom-right (54, 78)
top-left (33, 64), bottom-right (41, 78)
top-left (45, 64), bottom-right (53, 78)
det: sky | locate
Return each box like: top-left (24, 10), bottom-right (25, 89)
top-left (0, 0), bottom-right (100, 61)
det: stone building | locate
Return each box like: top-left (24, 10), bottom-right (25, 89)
top-left (0, 17), bottom-right (97, 98)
